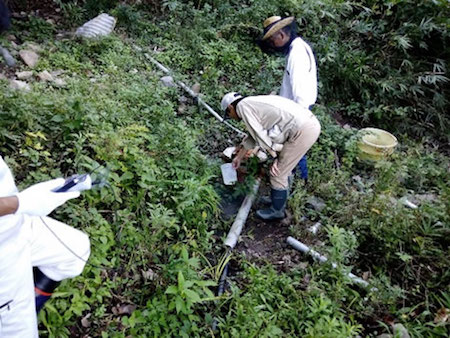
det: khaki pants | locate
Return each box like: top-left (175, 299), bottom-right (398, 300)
top-left (270, 115), bottom-right (321, 190)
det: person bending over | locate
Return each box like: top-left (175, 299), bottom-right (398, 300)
top-left (221, 92), bottom-right (321, 220)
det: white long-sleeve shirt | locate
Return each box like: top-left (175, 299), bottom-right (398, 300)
top-left (279, 37), bottom-right (318, 109)
top-left (0, 156), bottom-right (25, 310)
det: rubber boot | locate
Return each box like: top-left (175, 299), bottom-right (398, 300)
top-left (260, 175), bottom-right (293, 206)
top-left (259, 195), bottom-right (271, 206)
top-left (256, 188), bottom-right (288, 220)
top-left (34, 268), bottom-right (60, 313)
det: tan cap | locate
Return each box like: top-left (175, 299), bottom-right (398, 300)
top-left (262, 16), bottom-right (295, 40)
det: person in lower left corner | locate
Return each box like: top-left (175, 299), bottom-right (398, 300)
top-left (221, 92), bottom-right (321, 220)
top-left (0, 4), bottom-right (90, 336)
top-left (0, 155), bottom-right (91, 337)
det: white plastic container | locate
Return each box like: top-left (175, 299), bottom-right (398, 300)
top-left (75, 14), bottom-right (117, 38)
top-left (221, 163), bottom-right (237, 185)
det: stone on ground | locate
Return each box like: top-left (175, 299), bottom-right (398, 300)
top-left (19, 50), bottom-right (39, 68)
top-left (38, 70), bottom-right (54, 82)
top-left (9, 80), bottom-right (31, 91)
top-left (16, 71), bottom-right (33, 80)
top-left (160, 75), bottom-right (175, 87)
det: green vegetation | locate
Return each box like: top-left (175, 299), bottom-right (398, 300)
top-left (0, 0), bottom-right (449, 336)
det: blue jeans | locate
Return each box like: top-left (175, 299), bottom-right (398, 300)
top-left (294, 155), bottom-right (308, 180)
top-left (292, 105), bottom-right (312, 180)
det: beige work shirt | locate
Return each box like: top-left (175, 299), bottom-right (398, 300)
top-left (236, 95), bottom-right (314, 155)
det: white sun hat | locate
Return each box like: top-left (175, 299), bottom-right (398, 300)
top-left (220, 92), bottom-right (243, 112)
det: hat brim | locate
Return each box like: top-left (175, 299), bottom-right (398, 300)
top-left (262, 17), bottom-right (295, 40)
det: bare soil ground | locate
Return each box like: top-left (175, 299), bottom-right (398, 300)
top-left (219, 177), bottom-right (317, 276)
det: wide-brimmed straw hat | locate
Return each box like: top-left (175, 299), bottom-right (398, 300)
top-left (262, 16), bottom-right (295, 40)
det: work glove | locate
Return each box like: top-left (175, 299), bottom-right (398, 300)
top-left (272, 143), bottom-right (283, 152)
top-left (16, 178), bottom-right (80, 217)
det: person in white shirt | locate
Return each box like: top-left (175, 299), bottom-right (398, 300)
top-left (260, 16), bottom-right (318, 183)
top-left (0, 156), bottom-right (91, 337)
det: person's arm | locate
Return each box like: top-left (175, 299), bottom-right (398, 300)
top-left (14, 178), bottom-right (80, 217)
top-left (232, 147), bottom-right (248, 169)
top-left (239, 108), bottom-right (281, 156)
top-left (0, 196), bottom-right (18, 216)
top-left (1, 179), bottom-right (80, 217)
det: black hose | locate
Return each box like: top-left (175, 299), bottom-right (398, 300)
top-left (217, 263), bottom-right (229, 297)
top-left (212, 259), bottom-right (230, 331)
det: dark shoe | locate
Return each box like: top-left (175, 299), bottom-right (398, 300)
top-left (256, 189), bottom-right (288, 220)
top-left (256, 206), bottom-right (285, 220)
top-left (34, 268), bottom-right (60, 313)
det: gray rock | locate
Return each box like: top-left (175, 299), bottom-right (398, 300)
top-left (50, 69), bottom-right (65, 77)
top-left (52, 78), bottom-right (67, 87)
top-left (177, 103), bottom-right (187, 114)
top-left (0, 73), bottom-right (6, 80)
top-left (0, 47), bottom-right (17, 67)
top-left (191, 82), bottom-right (201, 94)
top-left (16, 71), bottom-right (33, 80)
top-left (19, 50), bottom-right (39, 68)
top-left (37, 70), bottom-right (54, 82)
top-left (23, 42), bottom-right (42, 53)
top-left (160, 75), bottom-right (175, 87)
top-left (305, 196), bottom-right (326, 212)
top-left (393, 324), bottom-right (410, 338)
top-left (9, 80), bottom-right (31, 91)
top-left (414, 193), bottom-right (437, 204)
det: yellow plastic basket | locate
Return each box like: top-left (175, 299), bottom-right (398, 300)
top-left (357, 128), bottom-right (398, 162)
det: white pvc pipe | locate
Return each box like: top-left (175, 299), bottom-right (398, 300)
top-left (286, 236), bottom-right (370, 288)
top-left (308, 222), bottom-right (322, 235)
top-left (401, 198), bottom-right (418, 209)
top-left (143, 53), bottom-right (247, 137)
top-left (224, 179), bottom-right (260, 249)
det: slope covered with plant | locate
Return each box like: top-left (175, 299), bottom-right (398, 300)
top-left (0, 0), bottom-right (449, 337)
